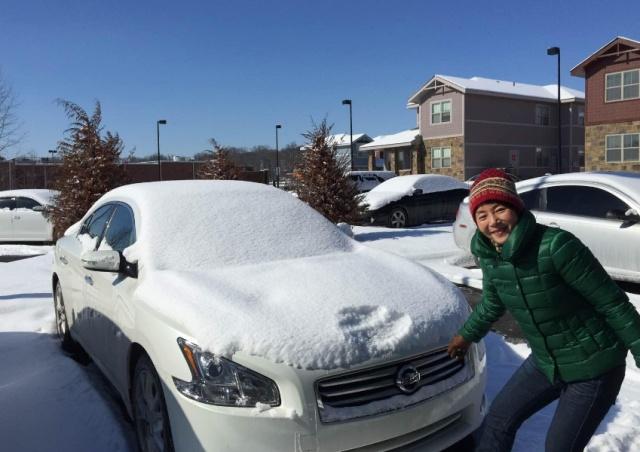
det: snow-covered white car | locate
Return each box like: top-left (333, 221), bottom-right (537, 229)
top-left (52, 180), bottom-right (486, 452)
top-left (362, 174), bottom-right (469, 228)
top-left (0, 189), bottom-right (57, 242)
top-left (453, 171), bottom-right (640, 282)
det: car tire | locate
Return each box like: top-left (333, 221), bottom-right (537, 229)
top-left (389, 207), bottom-right (408, 228)
top-left (54, 282), bottom-right (75, 352)
top-left (132, 354), bottom-right (175, 452)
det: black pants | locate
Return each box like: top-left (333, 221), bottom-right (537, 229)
top-left (477, 355), bottom-right (625, 452)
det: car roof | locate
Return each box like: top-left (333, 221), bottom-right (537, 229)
top-left (517, 172), bottom-right (640, 201)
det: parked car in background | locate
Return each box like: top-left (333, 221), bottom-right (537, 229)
top-left (348, 170), bottom-right (396, 193)
top-left (52, 180), bottom-right (486, 452)
top-left (363, 174), bottom-right (469, 228)
top-left (0, 189), bottom-right (57, 242)
top-left (453, 172), bottom-right (640, 282)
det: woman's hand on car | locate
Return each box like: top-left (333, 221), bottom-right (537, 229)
top-left (447, 335), bottom-right (471, 360)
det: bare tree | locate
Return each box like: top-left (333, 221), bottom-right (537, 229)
top-left (0, 70), bottom-right (23, 156)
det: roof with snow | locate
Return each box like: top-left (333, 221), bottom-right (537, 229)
top-left (299, 133), bottom-right (373, 151)
top-left (571, 36), bottom-right (640, 77)
top-left (407, 75), bottom-right (584, 107)
top-left (360, 129), bottom-right (420, 151)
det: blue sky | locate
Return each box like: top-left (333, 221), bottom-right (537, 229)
top-left (1, 0), bottom-right (639, 158)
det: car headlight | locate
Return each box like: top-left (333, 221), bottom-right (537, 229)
top-left (173, 338), bottom-right (280, 407)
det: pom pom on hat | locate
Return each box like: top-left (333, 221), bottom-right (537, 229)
top-left (469, 169), bottom-right (524, 219)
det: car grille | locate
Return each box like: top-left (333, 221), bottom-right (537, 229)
top-left (316, 346), bottom-right (467, 412)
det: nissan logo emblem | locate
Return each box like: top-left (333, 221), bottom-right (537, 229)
top-left (396, 365), bottom-right (421, 393)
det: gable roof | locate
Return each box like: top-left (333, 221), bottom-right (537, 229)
top-left (571, 36), bottom-right (640, 77)
top-left (407, 74), bottom-right (584, 107)
top-left (359, 129), bottom-right (420, 151)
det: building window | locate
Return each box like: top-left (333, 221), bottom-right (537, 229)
top-left (606, 133), bottom-right (640, 163)
top-left (576, 106), bottom-right (585, 126)
top-left (536, 146), bottom-right (551, 167)
top-left (606, 69), bottom-right (640, 102)
top-left (432, 147), bottom-right (451, 168)
top-left (535, 105), bottom-right (550, 125)
top-left (431, 100), bottom-right (451, 124)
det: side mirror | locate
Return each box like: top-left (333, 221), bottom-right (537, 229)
top-left (32, 205), bottom-right (45, 212)
top-left (81, 250), bottom-right (121, 272)
top-left (414, 188), bottom-right (424, 195)
top-left (81, 250), bottom-right (138, 277)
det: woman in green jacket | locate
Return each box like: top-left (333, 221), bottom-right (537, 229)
top-left (447, 168), bottom-right (640, 452)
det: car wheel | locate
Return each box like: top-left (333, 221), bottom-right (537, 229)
top-left (133, 354), bottom-right (174, 452)
top-left (54, 282), bottom-right (75, 351)
top-left (389, 208), bottom-right (408, 228)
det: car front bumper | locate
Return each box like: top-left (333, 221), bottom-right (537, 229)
top-left (161, 347), bottom-right (487, 452)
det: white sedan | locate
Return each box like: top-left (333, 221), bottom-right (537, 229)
top-left (454, 171), bottom-right (640, 282)
top-left (52, 180), bottom-right (486, 452)
top-left (0, 189), bottom-right (57, 242)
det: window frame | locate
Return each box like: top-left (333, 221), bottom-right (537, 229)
top-left (605, 69), bottom-right (640, 103)
top-left (431, 146), bottom-right (452, 169)
top-left (429, 99), bottom-right (452, 125)
top-left (535, 104), bottom-right (550, 126)
top-left (605, 133), bottom-right (640, 163)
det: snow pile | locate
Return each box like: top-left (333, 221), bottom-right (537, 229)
top-left (134, 246), bottom-right (469, 370)
top-left (98, 180), bottom-right (354, 270)
top-left (0, 244), bottom-right (50, 257)
top-left (363, 174), bottom-right (468, 210)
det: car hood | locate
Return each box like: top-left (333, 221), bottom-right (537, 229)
top-left (133, 246), bottom-right (469, 370)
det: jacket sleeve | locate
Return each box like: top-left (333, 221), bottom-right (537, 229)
top-left (550, 230), bottom-right (640, 367)
top-left (458, 269), bottom-right (506, 343)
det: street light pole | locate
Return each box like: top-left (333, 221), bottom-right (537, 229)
top-left (342, 99), bottom-right (354, 171)
top-left (547, 46), bottom-right (561, 173)
top-left (157, 119), bottom-right (167, 181)
top-left (275, 124), bottom-right (282, 188)
top-left (46, 149), bottom-right (57, 188)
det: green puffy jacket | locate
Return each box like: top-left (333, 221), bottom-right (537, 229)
top-left (459, 210), bottom-right (640, 382)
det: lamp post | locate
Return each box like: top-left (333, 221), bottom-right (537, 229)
top-left (342, 99), bottom-right (354, 170)
top-left (45, 149), bottom-right (57, 188)
top-left (156, 119), bottom-right (167, 181)
top-left (547, 46), bottom-right (561, 173)
top-left (275, 124), bottom-right (282, 188)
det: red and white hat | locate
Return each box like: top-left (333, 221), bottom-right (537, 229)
top-left (469, 168), bottom-right (524, 219)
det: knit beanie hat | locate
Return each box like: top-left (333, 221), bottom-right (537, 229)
top-left (469, 168), bottom-right (524, 219)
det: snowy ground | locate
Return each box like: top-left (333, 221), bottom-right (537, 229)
top-left (1, 225), bottom-right (639, 451)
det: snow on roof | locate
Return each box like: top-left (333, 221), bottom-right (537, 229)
top-left (98, 180), bottom-right (354, 270)
top-left (93, 180), bottom-right (470, 370)
top-left (408, 75), bottom-right (584, 106)
top-left (299, 133), bottom-right (373, 151)
top-left (571, 36), bottom-right (640, 77)
top-left (0, 189), bottom-right (59, 205)
top-left (360, 129), bottom-right (420, 151)
top-left (363, 174), bottom-right (468, 210)
top-left (517, 171), bottom-right (640, 203)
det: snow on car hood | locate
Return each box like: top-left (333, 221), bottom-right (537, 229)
top-left (363, 174), bottom-right (468, 210)
top-left (133, 246), bottom-right (469, 370)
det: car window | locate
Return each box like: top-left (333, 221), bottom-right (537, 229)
top-left (100, 205), bottom-right (136, 252)
top-left (16, 197), bottom-right (41, 209)
top-left (519, 189), bottom-right (541, 210)
top-left (80, 205), bottom-right (115, 250)
top-left (545, 186), bottom-right (630, 219)
top-left (0, 197), bottom-right (15, 210)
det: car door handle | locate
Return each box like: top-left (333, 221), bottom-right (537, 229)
top-left (84, 275), bottom-right (94, 286)
top-left (13, 215), bottom-right (20, 220)
top-left (59, 255), bottom-right (68, 265)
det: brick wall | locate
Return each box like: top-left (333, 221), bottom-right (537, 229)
top-left (585, 120), bottom-right (640, 171)
top-left (0, 161), bottom-right (269, 190)
top-left (423, 136), bottom-right (464, 180)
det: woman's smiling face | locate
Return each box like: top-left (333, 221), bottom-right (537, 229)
top-left (474, 202), bottom-right (519, 246)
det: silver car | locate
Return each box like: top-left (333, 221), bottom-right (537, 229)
top-left (453, 172), bottom-right (640, 282)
